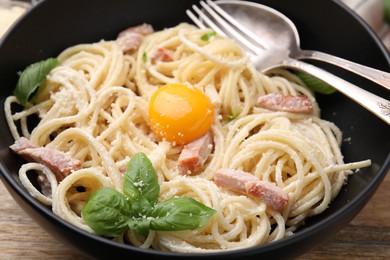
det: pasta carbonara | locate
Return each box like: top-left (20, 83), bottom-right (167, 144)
top-left (4, 22), bottom-right (371, 252)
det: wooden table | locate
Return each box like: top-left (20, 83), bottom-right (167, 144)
top-left (0, 173), bottom-right (389, 259)
top-left (0, 0), bottom-right (388, 258)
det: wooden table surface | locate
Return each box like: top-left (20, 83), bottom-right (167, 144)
top-left (0, 172), bottom-right (388, 259)
top-left (0, 1), bottom-right (388, 259)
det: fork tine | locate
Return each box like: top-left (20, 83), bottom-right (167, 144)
top-left (186, 9), bottom-right (206, 30)
top-left (187, 5), bottom-right (227, 37)
top-left (198, 1), bottom-right (262, 55)
top-left (186, 1), bottom-right (265, 55)
top-left (204, 0), bottom-right (268, 50)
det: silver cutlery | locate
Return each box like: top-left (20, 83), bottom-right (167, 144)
top-left (187, 0), bottom-right (390, 125)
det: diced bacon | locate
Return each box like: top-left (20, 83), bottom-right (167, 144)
top-left (154, 48), bottom-right (175, 62)
top-left (245, 181), bottom-right (288, 211)
top-left (117, 23), bottom-right (154, 37)
top-left (116, 23), bottom-right (154, 52)
top-left (178, 132), bottom-right (213, 175)
top-left (214, 168), bottom-right (257, 192)
top-left (256, 93), bottom-right (313, 114)
top-left (9, 137), bottom-right (37, 152)
top-left (9, 137), bottom-right (81, 180)
top-left (18, 147), bottom-right (81, 179)
top-left (214, 168), bottom-right (288, 211)
top-left (116, 33), bottom-right (144, 52)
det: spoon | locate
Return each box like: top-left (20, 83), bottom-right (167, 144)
top-left (214, 0), bottom-right (390, 92)
top-left (188, 0), bottom-right (390, 125)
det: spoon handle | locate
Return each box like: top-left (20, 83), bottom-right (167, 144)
top-left (266, 58), bottom-right (390, 125)
top-left (298, 50), bottom-right (390, 91)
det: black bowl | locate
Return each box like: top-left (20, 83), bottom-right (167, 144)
top-left (0, 0), bottom-right (389, 259)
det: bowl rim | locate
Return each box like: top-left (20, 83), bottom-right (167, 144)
top-left (0, 0), bottom-right (389, 258)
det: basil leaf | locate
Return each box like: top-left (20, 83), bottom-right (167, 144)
top-left (131, 195), bottom-right (154, 218)
top-left (128, 217), bottom-right (152, 236)
top-left (14, 58), bottom-right (59, 106)
top-left (150, 196), bottom-right (216, 231)
top-left (201, 31), bottom-right (216, 41)
top-left (82, 187), bottom-right (132, 237)
top-left (82, 153), bottom-right (217, 238)
top-left (294, 71), bottom-right (336, 94)
top-left (124, 152), bottom-right (159, 204)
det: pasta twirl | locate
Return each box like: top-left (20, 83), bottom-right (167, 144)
top-left (4, 23), bottom-right (371, 252)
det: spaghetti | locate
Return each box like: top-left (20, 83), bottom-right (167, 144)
top-left (4, 23), bottom-right (371, 252)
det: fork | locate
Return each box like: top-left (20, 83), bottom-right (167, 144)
top-left (186, 0), bottom-right (390, 125)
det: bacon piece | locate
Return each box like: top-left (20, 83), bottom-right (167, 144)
top-left (245, 181), bottom-right (288, 211)
top-left (116, 33), bottom-right (143, 52)
top-left (9, 137), bottom-right (36, 152)
top-left (154, 48), bottom-right (175, 62)
top-left (116, 23), bottom-right (154, 52)
top-left (9, 137), bottom-right (81, 180)
top-left (178, 132), bottom-right (213, 175)
top-left (256, 93), bottom-right (313, 114)
top-left (118, 23), bottom-right (154, 36)
top-left (214, 168), bottom-right (288, 211)
top-left (214, 168), bottom-right (257, 192)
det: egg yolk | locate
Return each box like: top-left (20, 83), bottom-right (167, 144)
top-left (148, 83), bottom-right (214, 145)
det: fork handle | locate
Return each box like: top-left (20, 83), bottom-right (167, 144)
top-left (297, 50), bottom-right (390, 92)
top-left (268, 58), bottom-right (390, 125)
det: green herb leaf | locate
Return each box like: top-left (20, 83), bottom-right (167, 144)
top-left (201, 31), bottom-right (216, 41)
top-left (227, 110), bottom-right (239, 121)
top-left (128, 217), bottom-right (152, 236)
top-left (82, 153), bottom-right (216, 237)
top-left (131, 195), bottom-right (154, 219)
top-left (82, 187), bottom-right (132, 237)
top-left (123, 152), bottom-right (159, 205)
top-left (294, 71), bottom-right (336, 94)
top-left (13, 58), bottom-right (59, 106)
top-left (150, 196), bottom-right (216, 231)
top-left (142, 52), bottom-right (147, 62)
